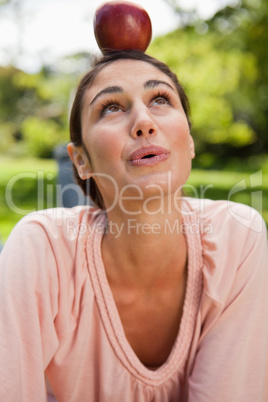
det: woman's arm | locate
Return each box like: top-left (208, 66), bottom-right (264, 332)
top-left (0, 216), bottom-right (59, 401)
top-left (188, 220), bottom-right (268, 401)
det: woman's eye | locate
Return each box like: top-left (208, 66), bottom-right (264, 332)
top-left (151, 96), bottom-right (170, 106)
top-left (101, 103), bottom-right (122, 116)
top-left (106, 105), bottom-right (120, 113)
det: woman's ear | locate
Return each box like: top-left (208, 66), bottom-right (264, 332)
top-left (67, 143), bottom-right (92, 180)
top-left (189, 135), bottom-right (195, 159)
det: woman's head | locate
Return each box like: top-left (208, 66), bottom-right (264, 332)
top-left (69, 50), bottom-right (192, 209)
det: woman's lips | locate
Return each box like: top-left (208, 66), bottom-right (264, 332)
top-left (128, 146), bottom-right (170, 167)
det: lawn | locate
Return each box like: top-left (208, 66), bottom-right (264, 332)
top-left (0, 156), bottom-right (267, 243)
top-left (0, 157), bottom-right (58, 242)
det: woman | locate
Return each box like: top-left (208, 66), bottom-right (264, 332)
top-left (0, 50), bottom-right (267, 401)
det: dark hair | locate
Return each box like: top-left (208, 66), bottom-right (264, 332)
top-left (69, 50), bottom-right (191, 209)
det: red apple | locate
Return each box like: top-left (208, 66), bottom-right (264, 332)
top-left (93, 1), bottom-right (152, 54)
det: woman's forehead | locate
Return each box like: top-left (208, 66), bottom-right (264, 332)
top-left (88, 59), bottom-right (175, 93)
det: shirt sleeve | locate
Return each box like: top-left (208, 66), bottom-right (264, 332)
top-left (188, 213), bottom-right (268, 401)
top-left (0, 215), bottom-right (59, 401)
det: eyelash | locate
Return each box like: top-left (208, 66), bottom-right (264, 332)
top-left (98, 90), bottom-right (172, 117)
top-left (98, 99), bottom-right (121, 117)
top-left (151, 90), bottom-right (172, 105)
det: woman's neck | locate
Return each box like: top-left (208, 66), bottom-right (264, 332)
top-left (102, 202), bottom-right (187, 290)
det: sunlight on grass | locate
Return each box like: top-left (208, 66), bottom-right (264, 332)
top-left (0, 157), bottom-right (57, 183)
top-left (0, 157), bottom-right (58, 242)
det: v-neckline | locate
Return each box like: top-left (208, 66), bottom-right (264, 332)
top-left (86, 207), bottom-right (203, 386)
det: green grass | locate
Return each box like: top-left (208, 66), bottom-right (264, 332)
top-left (0, 157), bottom-right (57, 183)
top-left (0, 157), bottom-right (58, 242)
top-left (0, 157), bottom-right (267, 243)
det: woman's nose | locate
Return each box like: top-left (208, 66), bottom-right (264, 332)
top-left (130, 107), bottom-right (157, 139)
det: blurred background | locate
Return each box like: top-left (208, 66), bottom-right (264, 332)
top-left (0, 0), bottom-right (267, 243)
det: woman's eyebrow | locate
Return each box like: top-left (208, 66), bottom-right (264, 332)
top-left (89, 80), bottom-right (174, 106)
top-left (90, 86), bottom-right (123, 105)
top-left (144, 80), bottom-right (175, 91)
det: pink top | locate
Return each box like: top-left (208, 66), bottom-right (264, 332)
top-left (0, 198), bottom-right (267, 401)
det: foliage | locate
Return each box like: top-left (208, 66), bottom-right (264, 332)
top-left (21, 117), bottom-right (66, 158)
top-left (209, 0), bottom-right (268, 152)
top-left (0, 65), bottom-right (75, 157)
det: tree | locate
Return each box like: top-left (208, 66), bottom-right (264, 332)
top-left (0, 64), bottom-right (74, 157)
top-left (208, 0), bottom-right (268, 152)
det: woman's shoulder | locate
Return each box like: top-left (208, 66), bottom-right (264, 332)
top-left (0, 206), bottom-right (105, 290)
top-left (183, 197), bottom-right (266, 237)
top-left (1, 205), bottom-right (105, 265)
top-left (9, 205), bottom-right (102, 238)
top-left (183, 198), bottom-right (267, 306)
